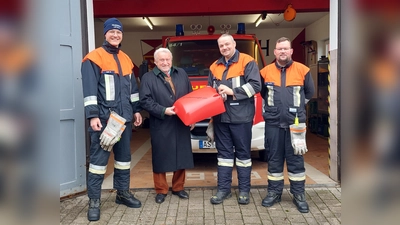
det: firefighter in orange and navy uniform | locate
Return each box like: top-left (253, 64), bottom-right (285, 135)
top-left (260, 37), bottom-right (314, 213)
top-left (208, 34), bottom-right (261, 205)
top-left (81, 18), bottom-right (142, 221)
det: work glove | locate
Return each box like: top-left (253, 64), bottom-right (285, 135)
top-left (206, 120), bottom-right (214, 143)
top-left (289, 122), bottom-right (308, 155)
top-left (100, 111), bottom-right (126, 151)
top-left (100, 125), bottom-right (126, 152)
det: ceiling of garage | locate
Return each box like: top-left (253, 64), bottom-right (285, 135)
top-left (96, 12), bottom-right (329, 33)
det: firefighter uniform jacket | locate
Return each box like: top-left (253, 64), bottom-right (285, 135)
top-left (207, 50), bottom-right (261, 124)
top-left (81, 42), bottom-right (141, 122)
top-left (260, 60), bottom-right (314, 128)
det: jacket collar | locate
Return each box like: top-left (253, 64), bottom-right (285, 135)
top-left (275, 60), bottom-right (293, 70)
top-left (102, 41), bottom-right (120, 54)
top-left (216, 50), bottom-right (239, 66)
top-left (153, 66), bottom-right (178, 77)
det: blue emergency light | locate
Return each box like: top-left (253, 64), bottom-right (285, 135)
top-left (176, 24), bottom-right (184, 36)
top-left (237, 23), bottom-right (245, 34)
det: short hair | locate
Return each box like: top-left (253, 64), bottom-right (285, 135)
top-left (154, 47), bottom-right (173, 61)
top-left (276, 37), bottom-right (291, 47)
top-left (218, 33), bottom-right (235, 42)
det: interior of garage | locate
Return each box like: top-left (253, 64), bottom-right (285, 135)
top-left (86, 0), bottom-right (336, 190)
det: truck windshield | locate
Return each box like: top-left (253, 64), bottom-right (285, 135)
top-left (168, 39), bottom-right (263, 76)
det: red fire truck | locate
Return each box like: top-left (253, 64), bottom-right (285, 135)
top-left (162, 25), bottom-right (267, 159)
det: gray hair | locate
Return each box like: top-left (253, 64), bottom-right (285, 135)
top-left (218, 33), bottom-right (235, 42)
top-left (154, 47), bottom-right (173, 61)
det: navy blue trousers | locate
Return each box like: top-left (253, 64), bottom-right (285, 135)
top-left (265, 125), bottom-right (305, 194)
top-left (87, 121), bottom-right (132, 199)
top-left (214, 122), bottom-right (253, 193)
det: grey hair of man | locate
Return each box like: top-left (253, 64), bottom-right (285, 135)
top-left (154, 47), bottom-right (173, 61)
top-left (217, 33), bottom-right (235, 43)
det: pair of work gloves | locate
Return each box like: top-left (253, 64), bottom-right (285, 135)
top-left (290, 115), bottom-right (308, 155)
top-left (100, 111), bottom-right (126, 152)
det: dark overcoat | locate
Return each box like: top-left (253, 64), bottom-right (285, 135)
top-left (139, 66), bottom-right (194, 173)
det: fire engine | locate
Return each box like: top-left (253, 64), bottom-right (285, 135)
top-left (162, 24), bottom-right (267, 159)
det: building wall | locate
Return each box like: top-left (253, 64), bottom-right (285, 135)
top-left (305, 14), bottom-right (330, 60)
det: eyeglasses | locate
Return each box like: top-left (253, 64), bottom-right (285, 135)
top-left (107, 30), bottom-right (122, 35)
top-left (275, 48), bottom-right (291, 52)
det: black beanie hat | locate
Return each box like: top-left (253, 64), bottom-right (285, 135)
top-left (103, 18), bottom-right (123, 35)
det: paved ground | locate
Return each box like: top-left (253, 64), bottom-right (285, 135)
top-left (60, 186), bottom-right (341, 225)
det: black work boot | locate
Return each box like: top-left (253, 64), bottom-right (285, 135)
top-left (87, 198), bottom-right (100, 221)
top-left (293, 193), bottom-right (309, 213)
top-left (238, 192), bottom-right (250, 205)
top-left (261, 192), bottom-right (281, 207)
top-left (210, 190), bottom-right (232, 204)
top-left (116, 190), bottom-right (142, 208)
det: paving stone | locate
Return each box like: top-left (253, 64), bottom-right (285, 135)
top-left (270, 217), bottom-right (291, 225)
top-left (187, 209), bottom-right (203, 216)
top-left (120, 213), bottom-right (139, 221)
top-left (327, 217), bottom-right (341, 225)
top-left (204, 219), bottom-right (216, 225)
top-left (225, 212), bottom-right (243, 220)
top-left (59, 187), bottom-right (342, 224)
top-left (312, 214), bottom-right (328, 223)
top-left (223, 205), bottom-right (241, 213)
top-left (260, 219), bottom-right (274, 224)
top-left (225, 219), bottom-right (245, 225)
top-left (214, 215), bottom-right (226, 224)
top-left (167, 208), bottom-right (178, 216)
top-left (258, 212), bottom-right (272, 221)
top-left (268, 209), bottom-right (287, 217)
top-left (304, 216), bottom-right (320, 225)
top-left (153, 220), bottom-right (167, 225)
top-left (176, 213), bottom-right (187, 221)
top-left (204, 212), bottom-right (215, 220)
top-left (243, 216), bottom-right (262, 224)
top-left (286, 214), bottom-right (307, 223)
top-left (213, 208), bottom-right (225, 216)
top-left (321, 208), bottom-right (335, 218)
top-left (60, 218), bottom-right (75, 225)
top-left (118, 221), bottom-right (135, 225)
top-left (175, 220), bottom-right (186, 225)
top-left (106, 217), bottom-right (121, 225)
top-left (187, 216), bottom-right (204, 224)
top-left (165, 216), bottom-right (177, 224)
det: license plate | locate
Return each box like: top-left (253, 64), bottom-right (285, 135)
top-left (199, 140), bottom-right (215, 149)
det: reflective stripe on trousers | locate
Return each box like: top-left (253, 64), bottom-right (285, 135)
top-left (265, 125), bottom-right (305, 194)
top-left (214, 122), bottom-right (253, 192)
top-left (87, 121), bottom-right (133, 199)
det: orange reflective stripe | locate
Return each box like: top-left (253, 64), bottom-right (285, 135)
top-left (110, 114), bottom-right (125, 125)
top-left (289, 127), bottom-right (306, 132)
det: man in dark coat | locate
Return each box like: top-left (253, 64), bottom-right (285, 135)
top-left (139, 48), bottom-right (194, 204)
